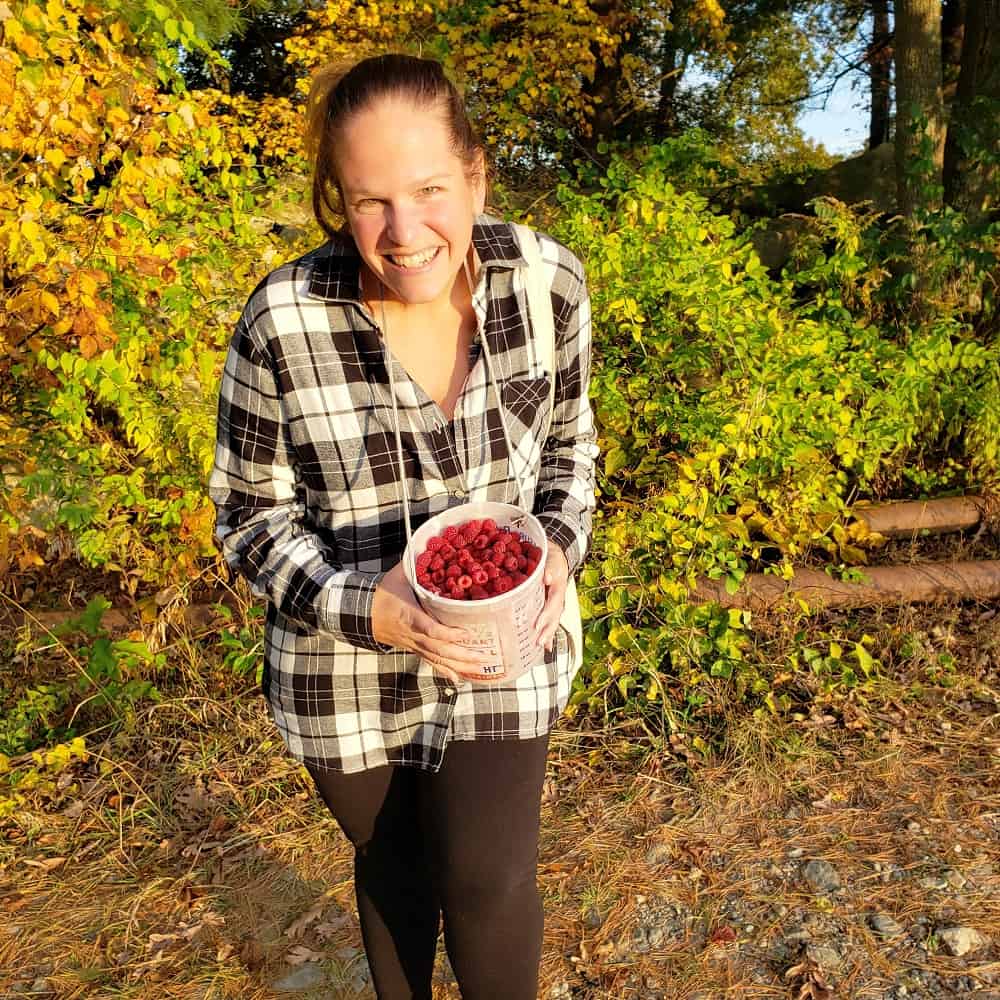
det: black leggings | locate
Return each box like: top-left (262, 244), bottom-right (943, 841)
top-left (305, 734), bottom-right (550, 1000)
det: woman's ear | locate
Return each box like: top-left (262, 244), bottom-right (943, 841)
top-left (472, 148), bottom-right (487, 215)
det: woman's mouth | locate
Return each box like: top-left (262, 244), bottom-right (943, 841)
top-left (385, 247), bottom-right (441, 270)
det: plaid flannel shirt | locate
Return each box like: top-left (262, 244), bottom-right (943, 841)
top-left (208, 214), bottom-right (598, 774)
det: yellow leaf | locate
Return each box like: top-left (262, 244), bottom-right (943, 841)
top-left (40, 290), bottom-right (59, 316)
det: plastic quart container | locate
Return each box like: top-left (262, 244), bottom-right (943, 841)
top-left (402, 501), bottom-right (548, 683)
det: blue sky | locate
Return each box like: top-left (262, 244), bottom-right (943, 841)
top-left (797, 66), bottom-right (870, 157)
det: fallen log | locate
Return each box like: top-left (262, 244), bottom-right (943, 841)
top-left (853, 495), bottom-right (988, 537)
top-left (694, 559), bottom-right (1000, 611)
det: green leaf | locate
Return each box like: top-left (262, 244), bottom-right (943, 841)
top-left (604, 447), bottom-right (629, 477)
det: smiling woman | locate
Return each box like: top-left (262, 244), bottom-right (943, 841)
top-left (208, 53), bottom-right (598, 1000)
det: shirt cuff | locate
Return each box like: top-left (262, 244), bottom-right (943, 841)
top-left (318, 569), bottom-right (396, 653)
top-left (537, 513), bottom-right (585, 578)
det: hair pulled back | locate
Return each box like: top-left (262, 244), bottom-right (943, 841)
top-left (304, 53), bottom-right (488, 241)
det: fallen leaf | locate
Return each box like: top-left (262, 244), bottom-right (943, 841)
top-left (24, 857), bottom-right (67, 871)
top-left (287, 944), bottom-right (325, 965)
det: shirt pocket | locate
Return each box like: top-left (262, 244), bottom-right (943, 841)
top-left (499, 376), bottom-right (551, 442)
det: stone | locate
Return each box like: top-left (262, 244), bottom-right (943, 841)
top-left (806, 942), bottom-right (844, 972)
top-left (944, 868), bottom-right (968, 889)
top-left (870, 913), bottom-right (905, 938)
top-left (937, 926), bottom-right (989, 957)
top-left (644, 843), bottom-right (673, 867)
top-left (802, 859), bottom-right (841, 891)
top-left (270, 963), bottom-right (327, 992)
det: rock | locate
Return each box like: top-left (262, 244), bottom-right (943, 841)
top-left (644, 842), bottom-right (673, 867)
top-left (270, 963), bottom-right (327, 992)
top-left (870, 913), bottom-right (905, 938)
top-left (806, 942), bottom-right (844, 972)
top-left (944, 867), bottom-right (968, 889)
top-left (918, 875), bottom-right (948, 890)
top-left (549, 982), bottom-right (572, 999)
top-left (937, 926), bottom-right (989, 957)
top-left (621, 897), bottom-right (688, 956)
top-left (802, 859), bottom-right (841, 892)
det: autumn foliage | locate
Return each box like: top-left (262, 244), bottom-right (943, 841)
top-left (2, 0), bottom-right (276, 587)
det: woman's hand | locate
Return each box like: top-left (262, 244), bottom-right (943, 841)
top-left (532, 543), bottom-right (569, 653)
top-left (371, 561), bottom-right (496, 685)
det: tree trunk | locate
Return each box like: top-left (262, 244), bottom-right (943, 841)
top-left (943, 0), bottom-right (1000, 221)
top-left (868, 0), bottom-right (892, 149)
top-left (580, 0), bottom-right (631, 157)
top-left (941, 0), bottom-right (966, 103)
top-left (656, 38), bottom-right (681, 138)
top-left (894, 0), bottom-right (946, 218)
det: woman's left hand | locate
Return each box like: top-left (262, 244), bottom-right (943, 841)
top-left (532, 543), bottom-right (569, 654)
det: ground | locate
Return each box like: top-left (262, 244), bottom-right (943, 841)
top-left (0, 594), bottom-right (997, 999)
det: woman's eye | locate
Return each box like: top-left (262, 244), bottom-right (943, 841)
top-left (355, 198), bottom-right (381, 211)
top-left (421, 186), bottom-right (442, 195)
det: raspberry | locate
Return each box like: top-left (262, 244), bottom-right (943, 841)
top-left (511, 572), bottom-right (526, 587)
top-left (416, 552), bottom-right (432, 571)
top-left (491, 542), bottom-right (507, 559)
top-left (503, 555), bottom-right (519, 571)
top-left (431, 569), bottom-right (445, 584)
top-left (430, 555), bottom-right (444, 571)
top-left (443, 524), bottom-right (459, 539)
top-left (508, 540), bottom-right (523, 557)
top-left (481, 518), bottom-right (497, 535)
top-left (469, 584), bottom-right (488, 600)
top-left (525, 560), bottom-right (538, 576)
top-left (426, 536), bottom-right (444, 552)
top-left (445, 564), bottom-right (462, 578)
top-left (464, 520), bottom-right (482, 537)
top-left (439, 543), bottom-right (456, 560)
top-left (472, 568), bottom-right (489, 585)
top-left (457, 574), bottom-right (473, 590)
top-left (473, 534), bottom-right (491, 550)
top-left (482, 561), bottom-right (499, 579)
top-left (517, 555), bottom-right (528, 571)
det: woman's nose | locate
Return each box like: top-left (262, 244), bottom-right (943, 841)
top-left (385, 202), bottom-right (418, 248)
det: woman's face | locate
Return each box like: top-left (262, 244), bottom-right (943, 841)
top-left (336, 96), bottom-right (486, 311)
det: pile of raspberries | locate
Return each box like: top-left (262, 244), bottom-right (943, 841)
top-left (414, 518), bottom-right (544, 600)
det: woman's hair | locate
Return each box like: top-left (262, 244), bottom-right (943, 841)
top-left (304, 53), bottom-right (489, 240)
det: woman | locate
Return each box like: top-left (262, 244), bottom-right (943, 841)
top-left (209, 53), bottom-right (598, 999)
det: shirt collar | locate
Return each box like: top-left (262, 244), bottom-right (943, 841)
top-left (304, 212), bottom-right (526, 303)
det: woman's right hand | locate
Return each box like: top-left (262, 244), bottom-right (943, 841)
top-left (371, 561), bottom-right (495, 685)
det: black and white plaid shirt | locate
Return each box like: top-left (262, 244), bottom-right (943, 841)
top-left (209, 214), bottom-right (598, 774)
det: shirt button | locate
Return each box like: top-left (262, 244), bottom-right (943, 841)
top-left (452, 488), bottom-right (465, 499)
top-left (444, 687), bottom-right (456, 697)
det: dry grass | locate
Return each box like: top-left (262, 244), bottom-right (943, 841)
top-left (1, 599), bottom-right (998, 999)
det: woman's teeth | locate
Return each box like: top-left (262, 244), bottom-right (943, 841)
top-left (388, 248), bottom-right (439, 268)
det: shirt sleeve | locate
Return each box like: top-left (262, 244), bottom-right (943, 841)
top-left (208, 312), bottom-right (393, 652)
top-left (532, 244), bottom-right (599, 578)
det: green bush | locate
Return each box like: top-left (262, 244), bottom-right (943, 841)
top-left (553, 142), bottom-right (999, 732)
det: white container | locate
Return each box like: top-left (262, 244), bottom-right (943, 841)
top-left (402, 501), bottom-right (548, 683)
